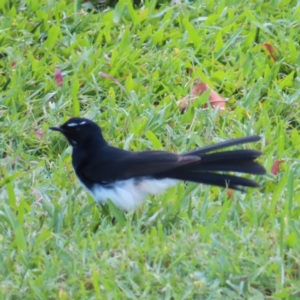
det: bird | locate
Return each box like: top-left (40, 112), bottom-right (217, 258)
top-left (50, 118), bottom-right (266, 212)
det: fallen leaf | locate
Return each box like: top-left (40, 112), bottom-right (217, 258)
top-left (177, 81), bottom-right (227, 112)
top-left (54, 69), bottom-right (64, 87)
top-left (227, 189), bottom-right (234, 199)
top-left (99, 71), bottom-right (126, 91)
top-left (264, 43), bottom-right (276, 61)
top-left (271, 160), bottom-right (283, 175)
top-left (34, 129), bottom-right (44, 140)
top-left (11, 62), bottom-right (16, 67)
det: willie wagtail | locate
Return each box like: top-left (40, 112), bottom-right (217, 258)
top-left (50, 118), bottom-right (266, 211)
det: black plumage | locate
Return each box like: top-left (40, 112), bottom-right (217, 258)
top-left (50, 118), bottom-right (265, 211)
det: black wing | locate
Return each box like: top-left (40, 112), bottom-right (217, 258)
top-left (75, 145), bottom-right (200, 184)
top-left (74, 136), bottom-right (265, 191)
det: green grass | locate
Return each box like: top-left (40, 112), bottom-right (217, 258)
top-left (1, 0), bottom-right (300, 298)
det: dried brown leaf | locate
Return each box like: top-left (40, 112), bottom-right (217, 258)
top-left (99, 72), bottom-right (125, 91)
top-left (177, 82), bottom-right (227, 112)
top-left (54, 69), bottom-right (64, 88)
top-left (226, 189), bottom-right (234, 199)
top-left (264, 43), bottom-right (276, 61)
top-left (271, 160), bottom-right (284, 175)
top-left (34, 129), bottom-right (45, 140)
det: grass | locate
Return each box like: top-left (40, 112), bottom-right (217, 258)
top-left (0, 0), bottom-right (300, 298)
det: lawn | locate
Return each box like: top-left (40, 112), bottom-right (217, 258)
top-left (0, 0), bottom-right (300, 299)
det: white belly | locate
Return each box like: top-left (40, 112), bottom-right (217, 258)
top-left (86, 178), bottom-right (179, 211)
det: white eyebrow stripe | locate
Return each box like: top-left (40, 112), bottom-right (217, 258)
top-left (79, 121), bottom-right (86, 125)
top-left (66, 122), bottom-right (79, 127)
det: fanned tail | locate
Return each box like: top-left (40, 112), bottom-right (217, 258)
top-left (157, 136), bottom-right (265, 190)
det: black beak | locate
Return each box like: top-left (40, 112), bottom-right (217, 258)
top-left (50, 126), bottom-right (63, 132)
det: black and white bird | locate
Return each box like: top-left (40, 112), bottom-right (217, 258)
top-left (50, 118), bottom-right (265, 211)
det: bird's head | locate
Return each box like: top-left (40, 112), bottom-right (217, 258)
top-left (50, 118), bottom-right (106, 147)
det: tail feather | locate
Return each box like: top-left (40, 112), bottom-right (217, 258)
top-left (173, 172), bottom-right (260, 190)
top-left (184, 136), bottom-right (261, 156)
top-left (197, 149), bottom-right (262, 161)
top-left (187, 160), bottom-right (265, 175)
top-left (157, 136), bottom-right (265, 190)
top-left (187, 150), bottom-right (266, 175)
